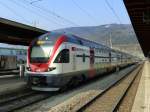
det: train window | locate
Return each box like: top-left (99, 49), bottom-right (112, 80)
top-left (78, 40), bottom-right (83, 45)
top-left (83, 54), bottom-right (85, 62)
top-left (102, 59), bottom-right (105, 62)
top-left (24, 51), bottom-right (27, 55)
top-left (54, 49), bottom-right (69, 63)
top-left (19, 51), bottom-right (22, 55)
top-left (30, 45), bottom-right (51, 63)
top-left (10, 50), bottom-right (13, 55)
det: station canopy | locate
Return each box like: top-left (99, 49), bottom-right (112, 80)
top-left (124, 0), bottom-right (150, 57)
top-left (0, 17), bottom-right (47, 46)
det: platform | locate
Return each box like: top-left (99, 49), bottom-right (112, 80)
top-left (0, 75), bottom-right (27, 95)
top-left (131, 61), bottom-right (150, 112)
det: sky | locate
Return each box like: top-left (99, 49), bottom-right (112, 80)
top-left (0, 0), bottom-right (131, 30)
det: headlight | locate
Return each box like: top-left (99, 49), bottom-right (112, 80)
top-left (26, 67), bottom-right (31, 71)
top-left (48, 67), bottom-right (56, 71)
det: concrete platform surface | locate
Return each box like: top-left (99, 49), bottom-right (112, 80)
top-left (0, 76), bottom-right (26, 95)
top-left (132, 61), bottom-right (150, 112)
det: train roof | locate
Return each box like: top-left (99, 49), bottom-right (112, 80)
top-left (0, 46), bottom-right (27, 50)
top-left (66, 34), bottom-right (111, 50)
top-left (36, 32), bottom-right (135, 57)
top-left (36, 32), bottom-right (111, 50)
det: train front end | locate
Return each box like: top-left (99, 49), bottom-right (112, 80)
top-left (25, 32), bottom-right (68, 91)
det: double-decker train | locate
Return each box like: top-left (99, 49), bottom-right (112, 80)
top-left (25, 32), bottom-right (136, 91)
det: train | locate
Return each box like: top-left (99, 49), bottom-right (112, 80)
top-left (25, 32), bottom-right (137, 91)
top-left (0, 47), bottom-right (27, 70)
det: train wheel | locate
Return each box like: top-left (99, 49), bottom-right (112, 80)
top-left (116, 66), bottom-right (120, 72)
top-left (59, 85), bottom-right (68, 92)
top-left (81, 74), bottom-right (87, 82)
top-left (60, 75), bottom-right (85, 92)
top-left (69, 76), bottom-right (83, 87)
top-left (26, 76), bottom-right (32, 87)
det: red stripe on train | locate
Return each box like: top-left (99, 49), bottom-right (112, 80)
top-left (48, 35), bottom-right (67, 66)
top-left (28, 35), bottom-right (66, 72)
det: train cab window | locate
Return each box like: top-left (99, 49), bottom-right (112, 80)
top-left (54, 49), bottom-right (69, 63)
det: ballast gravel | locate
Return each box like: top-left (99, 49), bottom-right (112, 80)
top-left (15, 65), bottom-right (136, 112)
top-left (47, 90), bottom-right (100, 112)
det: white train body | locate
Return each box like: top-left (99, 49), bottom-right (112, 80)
top-left (25, 32), bottom-right (136, 91)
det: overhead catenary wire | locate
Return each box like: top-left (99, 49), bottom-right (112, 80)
top-left (105, 0), bottom-right (122, 24)
top-left (0, 1), bottom-right (31, 24)
top-left (25, 0), bottom-right (98, 41)
top-left (71, 0), bottom-right (98, 25)
top-left (23, 0), bottom-right (80, 27)
top-left (30, 0), bottom-right (43, 4)
top-left (9, 0), bottom-right (66, 28)
top-left (30, 0), bottom-right (97, 26)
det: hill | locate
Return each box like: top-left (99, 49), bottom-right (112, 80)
top-left (54, 24), bottom-right (138, 45)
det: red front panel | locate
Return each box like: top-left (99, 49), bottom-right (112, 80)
top-left (27, 35), bottom-right (66, 72)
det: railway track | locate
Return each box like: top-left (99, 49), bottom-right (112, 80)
top-left (0, 89), bottom-right (51, 112)
top-left (0, 69), bottom-right (19, 76)
top-left (0, 64), bottom-right (142, 112)
top-left (0, 71), bottom-right (19, 76)
top-left (16, 64), bottom-right (140, 112)
top-left (77, 64), bottom-right (143, 112)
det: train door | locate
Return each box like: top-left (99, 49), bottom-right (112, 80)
top-left (89, 49), bottom-right (95, 77)
top-left (61, 44), bottom-right (71, 73)
top-left (109, 52), bottom-right (111, 67)
top-left (90, 49), bottom-right (94, 66)
top-left (109, 52), bottom-right (111, 63)
top-left (71, 47), bottom-right (76, 71)
top-left (72, 52), bottom-right (76, 71)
